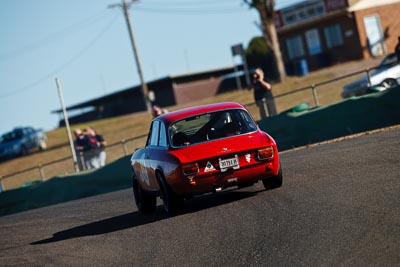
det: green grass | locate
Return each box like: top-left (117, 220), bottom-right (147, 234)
top-left (0, 58), bottom-right (380, 191)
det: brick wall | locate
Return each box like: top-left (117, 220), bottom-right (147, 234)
top-left (277, 2), bottom-right (400, 73)
top-left (278, 12), bottom-right (363, 72)
top-left (353, 3), bottom-right (400, 58)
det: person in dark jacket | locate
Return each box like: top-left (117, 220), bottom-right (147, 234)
top-left (251, 68), bottom-right (277, 119)
top-left (73, 128), bottom-right (86, 171)
top-left (81, 127), bottom-right (107, 170)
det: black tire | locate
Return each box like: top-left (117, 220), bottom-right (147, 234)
top-left (20, 146), bottom-right (28, 156)
top-left (381, 78), bottom-right (398, 89)
top-left (157, 172), bottom-right (184, 215)
top-left (132, 175), bottom-right (156, 213)
top-left (262, 164), bottom-right (283, 190)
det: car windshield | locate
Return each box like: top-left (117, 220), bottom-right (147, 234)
top-left (380, 54), bottom-right (397, 67)
top-left (0, 131), bottom-right (21, 144)
top-left (169, 109), bottom-right (257, 147)
top-left (370, 54), bottom-right (398, 76)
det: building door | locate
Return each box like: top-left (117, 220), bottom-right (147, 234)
top-left (305, 29), bottom-right (322, 55)
top-left (364, 15), bottom-right (386, 56)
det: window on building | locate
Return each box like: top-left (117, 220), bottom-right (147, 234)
top-left (282, 1), bottom-right (325, 26)
top-left (363, 15), bottom-right (385, 56)
top-left (324, 24), bottom-right (343, 49)
top-left (286, 35), bottom-right (305, 59)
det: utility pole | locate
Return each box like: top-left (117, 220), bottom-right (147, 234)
top-left (55, 78), bottom-right (80, 173)
top-left (109, 0), bottom-right (152, 113)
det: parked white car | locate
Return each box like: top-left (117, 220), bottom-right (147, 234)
top-left (341, 53), bottom-right (400, 98)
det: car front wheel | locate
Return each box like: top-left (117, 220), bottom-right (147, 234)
top-left (157, 172), bottom-right (184, 215)
top-left (381, 78), bottom-right (398, 89)
top-left (132, 175), bottom-right (156, 213)
top-left (262, 164), bottom-right (283, 190)
top-left (20, 146), bottom-right (28, 156)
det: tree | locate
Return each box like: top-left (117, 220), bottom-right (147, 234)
top-left (245, 36), bottom-right (278, 80)
top-left (243, 0), bottom-right (286, 82)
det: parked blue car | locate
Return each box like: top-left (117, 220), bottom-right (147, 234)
top-left (0, 127), bottom-right (48, 160)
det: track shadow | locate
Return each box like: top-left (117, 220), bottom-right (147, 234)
top-left (31, 210), bottom-right (166, 245)
top-left (183, 188), bottom-right (263, 213)
top-left (31, 188), bottom-right (261, 245)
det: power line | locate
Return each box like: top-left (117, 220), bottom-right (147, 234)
top-left (0, 14), bottom-right (119, 99)
top-left (137, 0), bottom-right (301, 12)
top-left (0, 9), bottom-right (111, 62)
top-left (128, 0), bottom-right (249, 14)
top-left (132, 5), bottom-right (248, 14)
top-left (145, 0), bottom-right (235, 5)
top-left (132, 7), bottom-right (248, 14)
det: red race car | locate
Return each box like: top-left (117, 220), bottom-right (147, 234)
top-left (130, 102), bottom-right (282, 214)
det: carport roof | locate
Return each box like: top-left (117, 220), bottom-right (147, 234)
top-left (348, 0), bottom-right (400, 11)
top-left (51, 66), bottom-right (238, 114)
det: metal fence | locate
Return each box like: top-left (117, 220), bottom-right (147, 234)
top-left (0, 65), bottom-right (380, 192)
top-left (0, 134), bottom-right (148, 192)
top-left (273, 68), bottom-right (374, 107)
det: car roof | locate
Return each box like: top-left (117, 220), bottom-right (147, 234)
top-left (158, 102), bottom-right (246, 124)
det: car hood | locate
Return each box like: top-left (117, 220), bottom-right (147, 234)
top-left (343, 76), bottom-right (368, 90)
top-left (0, 140), bottom-right (21, 156)
top-left (170, 131), bottom-right (275, 163)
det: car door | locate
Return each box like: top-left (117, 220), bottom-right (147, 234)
top-left (25, 128), bottom-right (35, 149)
top-left (137, 121), bottom-right (161, 191)
top-left (372, 54), bottom-right (399, 86)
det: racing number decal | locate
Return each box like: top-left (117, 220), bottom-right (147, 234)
top-left (204, 161), bottom-right (216, 172)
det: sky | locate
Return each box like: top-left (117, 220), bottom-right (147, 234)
top-left (0, 0), bottom-right (303, 134)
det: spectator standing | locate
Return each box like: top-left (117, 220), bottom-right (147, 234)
top-left (251, 68), bottom-right (277, 119)
top-left (395, 36), bottom-right (400, 63)
top-left (92, 127), bottom-right (107, 167)
top-left (84, 127), bottom-right (107, 169)
top-left (73, 128), bottom-right (86, 171)
top-left (82, 128), bottom-right (99, 170)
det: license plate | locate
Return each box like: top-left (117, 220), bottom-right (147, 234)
top-left (219, 155), bottom-right (239, 172)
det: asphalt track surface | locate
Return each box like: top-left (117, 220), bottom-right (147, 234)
top-left (0, 128), bottom-right (399, 266)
